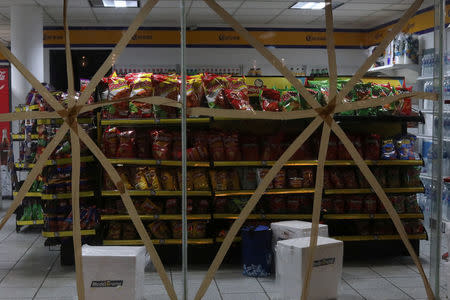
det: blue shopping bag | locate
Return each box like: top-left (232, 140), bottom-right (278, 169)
top-left (241, 225), bottom-right (272, 277)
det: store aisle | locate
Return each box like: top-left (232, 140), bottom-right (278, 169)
top-left (0, 201), bottom-right (447, 300)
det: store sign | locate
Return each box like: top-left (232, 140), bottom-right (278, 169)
top-left (0, 67), bottom-right (9, 136)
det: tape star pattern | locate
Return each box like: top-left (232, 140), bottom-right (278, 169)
top-left (0, 0), bottom-right (438, 299)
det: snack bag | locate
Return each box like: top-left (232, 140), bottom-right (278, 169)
top-left (208, 131), bottom-right (226, 161)
top-left (390, 195), bottom-right (405, 213)
top-left (215, 198), bottom-right (228, 213)
top-left (372, 167), bottom-right (387, 187)
top-left (261, 134), bottom-right (284, 161)
top-left (129, 101), bottom-right (153, 118)
top-left (256, 168), bottom-right (273, 189)
top-left (286, 196), bottom-right (301, 213)
top-left (381, 138), bottom-right (397, 160)
top-left (103, 126), bottom-right (120, 157)
top-left (287, 169), bottom-right (303, 188)
top-left (326, 134), bottom-right (339, 160)
top-left (333, 196), bottom-right (345, 214)
top-left (178, 170), bottom-right (194, 191)
top-left (196, 199), bottom-right (209, 213)
top-left (105, 71), bottom-right (131, 100)
top-left (134, 167), bottom-right (149, 190)
top-left (225, 77), bottom-right (253, 111)
top-left (117, 130), bottom-right (136, 158)
top-left (386, 168), bottom-right (401, 187)
top-left (298, 196), bottom-right (313, 213)
top-left (117, 167), bottom-right (133, 190)
top-left (122, 223), bottom-right (138, 240)
top-left (395, 135), bottom-right (416, 160)
top-left (148, 221), bottom-right (171, 239)
top-left (188, 221), bottom-right (207, 239)
top-left (404, 194), bottom-right (420, 213)
top-left (329, 168), bottom-right (344, 189)
top-left (160, 169), bottom-right (178, 191)
top-left (172, 133), bottom-right (182, 161)
top-left (135, 129), bottom-right (151, 159)
top-left (203, 73), bottom-right (231, 109)
top-left (106, 222), bottom-right (122, 240)
top-left (301, 167), bottom-right (314, 188)
top-left (192, 169), bottom-right (209, 190)
top-left (150, 129), bottom-right (172, 160)
top-left (403, 166), bottom-right (421, 187)
top-left (342, 168), bottom-right (359, 189)
top-left (238, 168), bottom-right (257, 190)
top-left (356, 169), bottom-right (370, 188)
top-left (241, 136), bottom-right (260, 161)
top-left (187, 199), bottom-right (193, 214)
top-left (209, 170), bottom-right (227, 191)
top-left (346, 196), bottom-right (363, 213)
top-left (152, 74), bottom-right (179, 118)
top-left (279, 89), bottom-right (301, 112)
top-left (140, 198), bottom-right (163, 214)
top-left (125, 72), bottom-right (153, 97)
top-left (171, 221), bottom-right (182, 239)
top-left (273, 169), bottom-right (286, 189)
top-left (144, 167), bottom-right (162, 191)
top-left (259, 88), bottom-right (280, 111)
top-left (323, 169), bottom-right (334, 189)
top-left (268, 196), bottom-right (286, 213)
top-left (321, 197), bottom-right (334, 213)
top-left (363, 195), bottom-right (377, 214)
top-left (223, 131), bottom-right (242, 161)
top-left (186, 75), bottom-right (204, 107)
top-left (165, 198), bottom-right (178, 214)
top-left (364, 134), bottom-right (381, 160)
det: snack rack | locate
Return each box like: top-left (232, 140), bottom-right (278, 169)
top-left (97, 75), bottom-right (428, 257)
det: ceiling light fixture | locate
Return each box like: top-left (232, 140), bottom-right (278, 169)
top-left (290, 1), bottom-right (342, 10)
top-left (100, 0), bottom-right (139, 7)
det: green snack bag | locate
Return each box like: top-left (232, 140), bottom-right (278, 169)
top-left (279, 88), bottom-right (301, 111)
top-left (20, 205), bottom-right (32, 221)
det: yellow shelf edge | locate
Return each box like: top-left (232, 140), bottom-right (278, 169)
top-left (13, 192), bottom-right (42, 197)
top-left (212, 160), bottom-right (423, 167)
top-left (16, 220), bottom-right (44, 225)
top-left (101, 214), bottom-right (211, 221)
top-left (103, 238), bottom-right (214, 245)
top-left (102, 190), bottom-right (211, 197)
top-left (108, 159), bottom-right (209, 167)
top-left (41, 191), bottom-right (94, 200)
top-left (42, 229), bottom-right (96, 237)
top-left (213, 214), bottom-right (312, 220)
top-left (216, 237), bottom-right (242, 243)
top-left (214, 189), bottom-right (314, 197)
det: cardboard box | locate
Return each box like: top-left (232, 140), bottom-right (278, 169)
top-left (82, 245), bottom-right (146, 300)
top-left (270, 221), bottom-right (328, 251)
top-left (276, 237), bottom-right (343, 300)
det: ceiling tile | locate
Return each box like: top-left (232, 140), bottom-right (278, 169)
top-left (269, 15), bottom-right (318, 25)
top-left (336, 3), bottom-right (392, 10)
top-left (282, 9), bottom-right (324, 16)
top-left (190, 0), bottom-right (244, 8)
top-left (333, 9), bottom-right (376, 17)
top-left (240, 1), bottom-right (295, 9)
top-left (234, 8), bottom-right (284, 16)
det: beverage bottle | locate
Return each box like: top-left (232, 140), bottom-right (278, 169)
top-left (0, 129), bottom-right (9, 165)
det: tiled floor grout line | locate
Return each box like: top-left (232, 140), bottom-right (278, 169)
top-left (256, 277), bottom-right (271, 299)
top-left (0, 233), bottom-right (40, 285)
top-left (32, 253), bottom-right (59, 300)
top-left (341, 277), bottom-right (368, 300)
top-left (381, 276), bottom-right (415, 300)
top-left (213, 277), bottom-right (224, 300)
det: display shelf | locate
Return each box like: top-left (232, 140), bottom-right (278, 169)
top-left (100, 118), bottom-right (210, 126)
top-left (420, 174), bottom-right (433, 180)
top-left (16, 220), bottom-right (44, 225)
top-left (213, 213), bottom-right (312, 220)
top-left (101, 214), bottom-right (211, 221)
top-left (11, 134), bottom-right (39, 140)
top-left (15, 156), bottom-right (95, 169)
top-left (108, 158), bottom-right (209, 167)
top-left (103, 238), bottom-right (214, 245)
top-left (42, 229), bottom-right (96, 238)
top-left (323, 213), bottom-right (424, 220)
top-left (101, 190), bottom-right (212, 197)
top-left (40, 191), bottom-right (95, 200)
top-left (216, 237), bottom-right (242, 243)
top-left (14, 104), bottom-right (40, 112)
top-left (213, 160), bottom-right (424, 167)
top-left (368, 64), bottom-right (419, 72)
top-left (12, 192), bottom-right (42, 197)
top-left (324, 187), bottom-right (424, 195)
top-left (214, 189), bottom-right (315, 197)
top-left (37, 118), bottom-right (92, 125)
top-left (331, 234), bottom-right (427, 241)
top-left (416, 134), bottom-right (450, 142)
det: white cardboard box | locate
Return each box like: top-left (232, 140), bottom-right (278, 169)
top-left (276, 236), bottom-right (343, 300)
top-left (82, 245), bottom-right (146, 300)
top-left (270, 221), bottom-right (329, 251)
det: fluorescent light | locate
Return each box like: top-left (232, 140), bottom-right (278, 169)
top-left (102, 0), bottom-right (138, 7)
top-left (290, 2), bottom-right (327, 10)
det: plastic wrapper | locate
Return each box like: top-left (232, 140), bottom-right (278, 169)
top-left (298, 196), bottom-right (313, 213)
top-left (329, 168), bottom-right (344, 189)
top-left (150, 129), bottom-right (172, 160)
top-left (333, 196), bottom-right (346, 214)
top-left (148, 221), bottom-right (171, 239)
top-left (403, 166), bottom-right (421, 187)
top-left (208, 131), bottom-right (225, 161)
top-left (144, 167), bottom-right (162, 191)
top-left (342, 168), bottom-right (359, 189)
top-left (172, 134), bottom-right (181, 161)
top-left (268, 196), bottom-right (286, 213)
top-left (215, 198), bottom-right (228, 213)
top-left (225, 78), bottom-right (253, 111)
top-left (405, 194), bottom-right (420, 213)
top-left (363, 195), bottom-right (377, 214)
top-left (125, 72), bottom-right (153, 97)
top-left (196, 199), bottom-right (209, 214)
top-left (279, 89), bottom-right (301, 111)
top-left (140, 198), bottom-right (163, 214)
top-left (203, 73), bottom-right (230, 109)
top-left (356, 170), bottom-right (370, 188)
top-left (152, 74), bottom-right (179, 118)
top-left (381, 138), bottom-right (397, 160)
top-left (257, 168), bottom-right (273, 189)
top-left (160, 169), bottom-right (178, 191)
top-left (178, 170), bottom-right (193, 191)
top-left (229, 169), bottom-right (241, 190)
top-left (238, 168), bottom-right (257, 190)
top-left (192, 169), bottom-right (210, 190)
top-left (122, 223), bottom-right (138, 240)
top-left (321, 196), bottom-right (334, 213)
top-left (327, 134), bottom-right (339, 160)
top-left (223, 131), bottom-right (241, 161)
top-left (106, 222), bottom-right (122, 240)
top-left (372, 167), bottom-right (387, 187)
top-left (259, 88), bottom-right (280, 111)
top-left (286, 196), bottom-right (301, 213)
top-left (386, 168), bottom-right (401, 187)
top-left (105, 72), bottom-right (131, 100)
top-left (377, 197), bottom-right (386, 213)
top-left (135, 129), bottom-right (151, 158)
top-left (210, 170), bottom-right (228, 191)
top-left (395, 135), bottom-right (417, 160)
top-left (364, 134), bottom-right (381, 160)
top-left (346, 196), bottom-right (363, 213)
top-left (287, 169), bottom-right (303, 188)
top-left (116, 130), bottom-right (136, 158)
top-left (134, 167), bottom-right (149, 190)
top-left (390, 195), bottom-right (405, 213)
top-left (186, 75), bottom-right (204, 107)
top-left (165, 198), bottom-right (178, 214)
top-left (171, 221), bottom-right (182, 239)
top-left (273, 169), bottom-right (286, 189)
top-left (188, 221), bottom-right (207, 239)
top-left (301, 167), bottom-right (314, 188)
top-left (261, 135), bottom-right (283, 161)
top-left (323, 169), bottom-right (334, 189)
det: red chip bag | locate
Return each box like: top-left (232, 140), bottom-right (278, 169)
top-left (333, 196), bottom-right (345, 213)
top-left (196, 199), bottom-right (209, 213)
top-left (298, 196), bottom-right (313, 213)
top-left (165, 198), bottom-right (178, 214)
top-left (260, 88), bottom-right (280, 111)
top-left (117, 130), bottom-right (136, 158)
top-left (268, 196), bottom-right (286, 213)
top-left (327, 134), bottom-right (339, 160)
top-left (301, 167), bottom-right (314, 188)
top-left (203, 73), bottom-right (231, 109)
top-left (363, 195), bottom-right (377, 214)
top-left (324, 169), bottom-right (334, 189)
top-left (273, 169), bottom-right (286, 189)
top-left (329, 168), bottom-right (345, 189)
top-left (106, 71), bottom-right (131, 100)
top-left (346, 196), bottom-right (363, 213)
top-left (125, 72), bottom-right (153, 97)
top-left (364, 134), bottom-right (381, 160)
top-left (241, 136), bottom-right (260, 161)
top-left (103, 126), bottom-right (120, 157)
top-left (215, 198), bottom-right (228, 213)
top-left (150, 129), bottom-right (172, 160)
top-left (223, 132), bottom-right (242, 161)
top-left (208, 131), bottom-right (225, 161)
top-left (225, 77), bottom-right (253, 111)
top-left (135, 129), bottom-right (151, 158)
top-left (261, 135), bottom-right (284, 161)
top-left (341, 168), bottom-right (359, 189)
top-left (186, 75), bottom-right (204, 107)
top-left (286, 196), bottom-right (301, 213)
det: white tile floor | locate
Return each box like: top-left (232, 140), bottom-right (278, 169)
top-left (0, 200), bottom-right (448, 300)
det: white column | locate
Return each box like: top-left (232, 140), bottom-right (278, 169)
top-left (10, 5), bottom-right (44, 182)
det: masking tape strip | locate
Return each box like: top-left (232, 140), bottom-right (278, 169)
top-left (64, 0), bottom-right (75, 107)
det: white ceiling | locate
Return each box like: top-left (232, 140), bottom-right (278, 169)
top-left (0, 0), bottom-right (436, 43)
